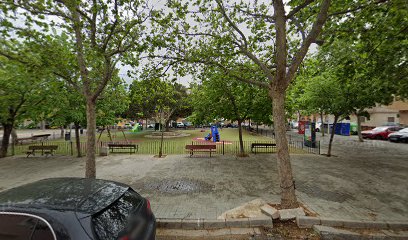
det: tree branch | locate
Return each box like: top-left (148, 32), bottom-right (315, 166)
top-left (286, 0), bottom-right (316, 19)
top-left (216, 0), bottom-right (248, 48)
top-left (286, 0), bottom-right (331, 85)
top-left (329, 0), bottom-right (388, 17)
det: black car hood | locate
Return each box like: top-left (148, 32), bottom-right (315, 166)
top-left (0, 178), bottom-right (128, 215)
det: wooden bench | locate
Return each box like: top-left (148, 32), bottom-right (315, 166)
top-left (108, 144), bottom-right (138, 154)
top-left (26, 145), bottom-right (58, 157)
top-left (32, 134), bottom-right (51, 141)
top-left (251, 143), bottom-right (276, 154)
top-left (16, 137), bottom-right (35, 145)
top-left (185, 144), bottom-right (216, 157)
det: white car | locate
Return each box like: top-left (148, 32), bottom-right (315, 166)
top-left (177, 122), bottom-right (185, 128)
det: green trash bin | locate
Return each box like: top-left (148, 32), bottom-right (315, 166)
top-left (350, 122), bottom-right (358, 135)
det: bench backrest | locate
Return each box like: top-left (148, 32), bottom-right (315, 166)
top-left (32, 134), bottom-right (51, 138)
top-left (185, 144), bottom-right (216, 150)
top-left (108, 144), bottom-right (136, 148)
top-left (28, 145), bottom-right (58, 150)
top-left (251, 143), bottom-right (276, 147)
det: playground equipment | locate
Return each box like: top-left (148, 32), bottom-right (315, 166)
top-left (131, 123), bottom-right (142, 132)
top-left (204, 126), bottom-right (220, 142)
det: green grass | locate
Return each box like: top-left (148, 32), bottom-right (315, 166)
top-left (89, 128), bottom-right (272, 143)
top-left (10, 128), bottom-right (313, 156)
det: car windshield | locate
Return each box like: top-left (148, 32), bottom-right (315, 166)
top-left (92, 190), bottom-right (143, 240)
top-left (399, 128), bottom-right (408, 133)
top-left (372, 127), bottom-right (388, 132)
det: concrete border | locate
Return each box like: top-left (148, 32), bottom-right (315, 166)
top-left (297, 216), bottom-right (408, 230)
top-left (157, 217), bottom-right (273, 230)
top-left (157, 216), bottom-right (408, 231)
top-left (313, 225), bottom-right (408, 240)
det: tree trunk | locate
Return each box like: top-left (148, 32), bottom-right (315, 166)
top-left (165, 119), bottom-right (170, 132)
top-left (60, 126), bottom-right (65, 139)
top-left (327, 115), bottom-right (339, 157)
top-left (271, 90), bottom-right (298, 209)
top-left (11, 128), bottom-right (18, 145)
top-left (356, 114), bottom-right (364, 142)
top-left (237, 119), bottom-right (245, 155)
top-left (320, 111), bottom-right (325, 137)
top-left (74, 122), bottom-right (82, 157)
top-left (85, 98), bottom-right (97, 178)
top-left (159, 112), bottom-right (164, 157)
top-left (0, 123), bottom-right (13, 158)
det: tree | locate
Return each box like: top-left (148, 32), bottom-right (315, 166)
top-left (191, 66), bottom-right (271, 155)
top-left (0, 57), bottom-right (54, 157)
top-left (129, 78), bottom-right (190, 131)
top-left (296, 36), bottom-right (398, 156)
top-left (158, 0), bottom-right (333, 208)
top-left (49, 74), bottom-right (128, 157)
top-left (157, 0), bottom-right (395, 208)
top-left (1, 0), bottom-right (157, 178)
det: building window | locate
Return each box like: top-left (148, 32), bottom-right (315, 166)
top-left (388, 117), bottom-right (395, 123)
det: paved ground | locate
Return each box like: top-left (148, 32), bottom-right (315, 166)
top-left (0, 133), bottom-right (407, 222)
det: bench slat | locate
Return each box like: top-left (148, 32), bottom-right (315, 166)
top-left (185, 145), bottom-right (216, 150)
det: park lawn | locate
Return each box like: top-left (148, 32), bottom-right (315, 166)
top-left (13, 128), bottom-right (307, 155)
top-left (89, 128), bottom-right (272, 143)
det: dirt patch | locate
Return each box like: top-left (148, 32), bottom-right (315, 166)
top-left (261, 221), bottom-right (320, 240)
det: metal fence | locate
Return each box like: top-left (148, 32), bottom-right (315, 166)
top-left (8, 138), bottom-right (320, 156)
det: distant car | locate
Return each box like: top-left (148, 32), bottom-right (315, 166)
top-left (0, 178), bottom-right (156, 240)
top-left (388, 128), bottom-right (408, 143)
top-left (147, 124), bottom-right (155, 128)
top-left (176, 122), bottom-right (185, 128)
top-left (315, 122), bottom-right (322, 132)
top-left (362, 126), bottom-right (403, 140)
top-left (225, 123), bottom-right (238, 128)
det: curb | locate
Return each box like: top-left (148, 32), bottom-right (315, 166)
top-left (297, 216), bottom-right (408, 230)
top-left (157, 216), bottom-right (273, 230)
top-left (313, 225), bottom-right (408, 240)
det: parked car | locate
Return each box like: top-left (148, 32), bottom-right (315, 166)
top-left (147, 124), bottom-right (155, 128)
top-left (0, 178), bottom-right (156, 240)
top-left (176, 122), bottom-right (185, 128)
top-left (361, 126), bottom-right (403, 140)
top-left (388, 128), bottom-right (408, 143)
top-left (225, 123), bottom-right (238, 128)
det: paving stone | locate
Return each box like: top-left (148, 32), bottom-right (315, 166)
top-left (230, 227), bottom-right (258, 235)
top-left (313, 225), bottom-right (361, 240)
top-left (382, 230), bottom-right (408, 239)
top-left (279, 207), bottom-right (305, 220)
top-left (203, 219), bottom-right (226, 229)
top-left (260, 204), bottom-right (280, 219)
top-left (342, 219), bottom-right (367, 229)
top-left (296, 216), bottom-right (321, 228)
top-left (363, 220), bottom-right (388, 229)
top-left (386, 221), bottom-right (408, 230)
top-left (206, 228), bottom-right (232, 236)
top-left (249, 216), bottom-right (273, 227)
top-left (182, 219), bottom-right (204, 230)
top-left (320, 217), bottom-right (345, 227)
top-left (225, 218), bottom-right (250, 228)
top-left (157, 218), bottom-right (182, 229)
